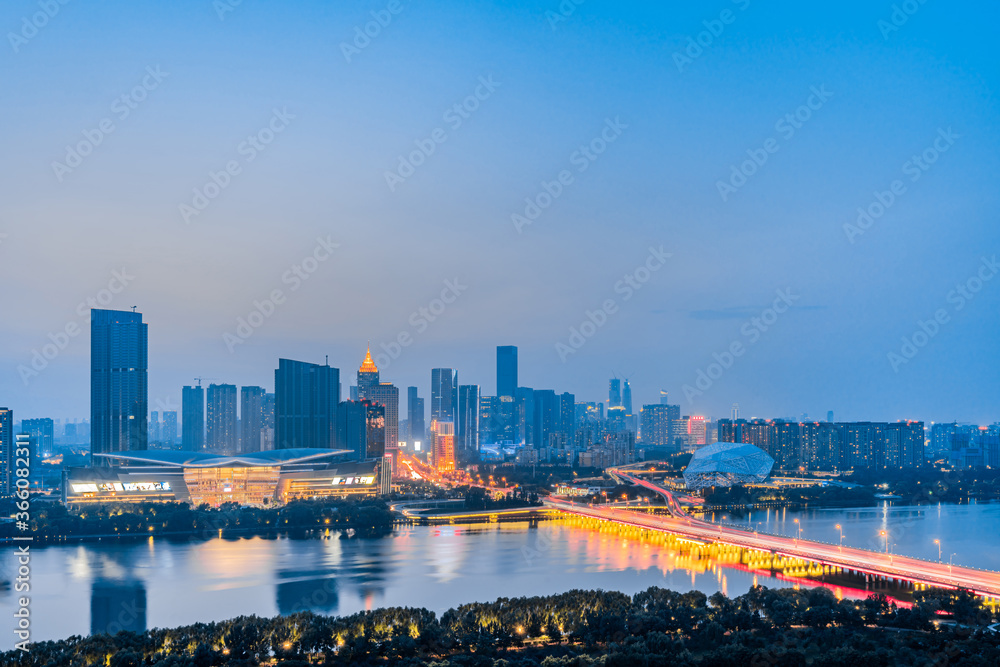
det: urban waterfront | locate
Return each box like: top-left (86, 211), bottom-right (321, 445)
top-left (3, 501), bottom-right (997, 650)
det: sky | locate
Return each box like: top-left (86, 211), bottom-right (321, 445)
top-left (1, 0), bottom-right (998, 425)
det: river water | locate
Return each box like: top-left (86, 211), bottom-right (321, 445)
top-left (1, 501), bottom-right (996, 649)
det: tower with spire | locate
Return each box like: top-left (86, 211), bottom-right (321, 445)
top-left (357, 344), bottom-right (380, 400)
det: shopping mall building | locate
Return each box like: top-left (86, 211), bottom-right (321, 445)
top-left (62, 448), bottom-right (390, 507)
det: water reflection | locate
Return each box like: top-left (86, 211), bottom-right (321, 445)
top-left (91, 579), bottom-right (147, 636)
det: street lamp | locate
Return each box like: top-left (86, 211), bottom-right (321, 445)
top-left (794, 518), bottom-right (802, 544)
top-left (835, 524), bottom-right (844, 551)
top-left (880, 530), bottom-right (888, 556)
top-left (934, 539), bottom-right (942, 562)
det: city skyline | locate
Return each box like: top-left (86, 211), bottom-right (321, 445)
top-left (3, 2), bottom-right (998, 425)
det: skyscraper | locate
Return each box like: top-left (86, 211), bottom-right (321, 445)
top-left (457, 384), bottom-right (480, 464)
top-left (532, 390), bottom-right (559, 449)
top-left (240, 386), bottom-right (265, 453)
top-left (0, 408), bottom-right (12, 495)
top-left (357, 345), bottom-right (380, 400)
top-left (162, 411), bottom-right (178, 446)
top-left (407, 386), bottom-right (424, 446)
top-left (206, 384), bottom-right (238, 454)
top-left (182, 385), bottom-right (205, 450)
top-left (496, 346), bottom-right (517, 399)
top-left (558, 392), bottom-right (575, 446)
top-left (91, 308), bottom-right (148, 459)
top-left (149, 412), bottom-right (160, 445)
top-left (430, 420), bottom-right (455, 472)
top-left (640, 404), bottom-right (673, 447)
top-left (369, 383), bottom-right (399, 453)
top-left (608, 378), bottom-right (621, 408)
top-left (21, 418), bottom-right (54, 458)
top-left (431, 368), bottom-right (458, 422)
top-left (262, 393), bottom-right (275, 450)
top-left (515, 387), bottom-right (534, 445)
top-left (336, 400), bottom-right (367, 460)
top-left (622, 379), bottom-right (632, 415)
top-left (275, 358), bottom-right (340, 449)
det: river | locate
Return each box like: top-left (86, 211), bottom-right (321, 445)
top-left (1, 501), bottom-right (997, 649)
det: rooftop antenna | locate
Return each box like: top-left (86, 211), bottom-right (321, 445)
top-left (732, 403), bottom-right (739, 420)
top-left (130, 306), bottom-right (138, 312)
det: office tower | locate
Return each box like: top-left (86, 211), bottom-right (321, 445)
top-left (337, 401), bottom-right (367, 460)
top-left (608, 378), bottom-right (622, 408)
top-left (457, 385), bottom-right (480, 464)
top-left (365, 401), bottom-right (386, 459)
top-left (606, 405), bottom-right (627, 434)
top-left (350, 385), bottom-right (359, 401)
top-left (357, 345), bottom-right (380, 399)
top-left (262, 393), bottom-right (275, 450)
top-left (206, 384), bottom-right (238, 454)
top-left (515, 386), bottom-right (534, 445)
top-left (64, 422), bottom-right (77, 443)
top-left (182, 385), bottom-right (205, 450)
top-left (369, 383), bottom-right (399, 453)
top-left (21, 418), bottom-right (54, 458)
top-left (275, 358), bottom-right (340, 449)
top-left (149, 412), bottom-right (160, 445)
top-left (407, 387), bottom-right (424, 446)
top-left (91, 308), bottom-right (148, 458)
top-left (430, 420), bottom-right (455, 472)
top-left (659, 390), bottom-right (670, 405)
top-left (497, 345), bottom-right (517, 398)
top-left (0, 408), bottom-right (12, 495)
top-left (622, 380), bottom-right (632, 414)
top-left (240, 386), bottom-right (265, 453)
top-left (558, 392), bottom-right (575, 445)
top-left (640, 405), bottom-right (673, 447)
top-left (162, 411), bottom-right (178, 446)
top-left (826, 410), bottom-right (834, 423)
top-left (430, 368), bottom-right (458, 422)
top-left (478, 396), bottom-right (499, 445)
top-left (532, 390), bottom-right (559, 449)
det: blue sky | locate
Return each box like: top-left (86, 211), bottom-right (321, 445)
top-left (2, 0), bottom-right (998, 424)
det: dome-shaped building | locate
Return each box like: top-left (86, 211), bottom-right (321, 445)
top-left (682, 442), bottom-right (774, 490)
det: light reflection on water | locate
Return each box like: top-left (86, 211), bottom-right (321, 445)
top-left (2, 502), bottom-right (997, 648)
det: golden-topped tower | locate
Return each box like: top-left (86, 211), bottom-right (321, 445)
top-left (357, 343), bottom-right (380, 399)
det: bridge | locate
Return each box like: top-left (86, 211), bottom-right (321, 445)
top-left (544, 467), bottom-right (1000, 599)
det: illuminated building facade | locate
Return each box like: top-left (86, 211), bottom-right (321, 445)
top-left (63, 449), bottom-right (381, 506)
top-left (431, 368), bottom-right (458, 422)
top-left (368, 382), bottom-right (399, 454)
top-left (206, 384), bottom-right (238, 454)
top-left (430, 419), bottom-right (455, 472)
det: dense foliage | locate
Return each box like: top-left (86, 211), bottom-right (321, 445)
top-left (0, 498), bottom-right (395, 542)
top-left (4, 585), bottom-right (996, 666)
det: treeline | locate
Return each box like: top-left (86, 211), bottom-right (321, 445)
top-left (848, 467), bottom-right (1000, 503)
top-left (0, 498), bottom-right (395, 542)
top-left (704, 484), bottom-right (878, 510)
top-left (461, 486), bottom-right (541, 511)
top-left (4, 585), bottom-right (997, 666)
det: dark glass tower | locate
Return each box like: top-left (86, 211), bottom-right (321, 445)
top-left (407, 386), bottom-right (424, 445)
top-left (496, 345), bottom-right (517, 399)
top-left (91, 309), bottom-right (147, 460)
top-left (240, 386), bottom-right (265, 453)
top-left (430, 368), bottom-right (458, 422)
top-left (457, 384), bottom-right (480, 464)
top-left (357, 345), bottom-right (380, 400)
top-left (275, 358), bottom-right (340, 449)
top-left (182, 385), bottom-right (205, 450)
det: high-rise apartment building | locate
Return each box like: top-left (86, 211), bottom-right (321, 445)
top-left (430, 420), bottom-right (455, 472)
top-left (182, 385), bottom-right (205, 450)
top-left (206, 384), bottom-right (238, 454)
top-left (91, 309), bottom-right (148, 459)
top-left (240, 386), bottom-right (265, 453)
top-left (162, 411), bottom-right (178, 446)
top-left (21, 418), bottom-right (54, 458)
top-left (275, 359), bottom-right (340, 449)
top-left (640, 404), bottom-right (673, 447)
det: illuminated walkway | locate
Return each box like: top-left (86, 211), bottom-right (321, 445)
top-left (544, 468), bottom-right (1000, 599)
